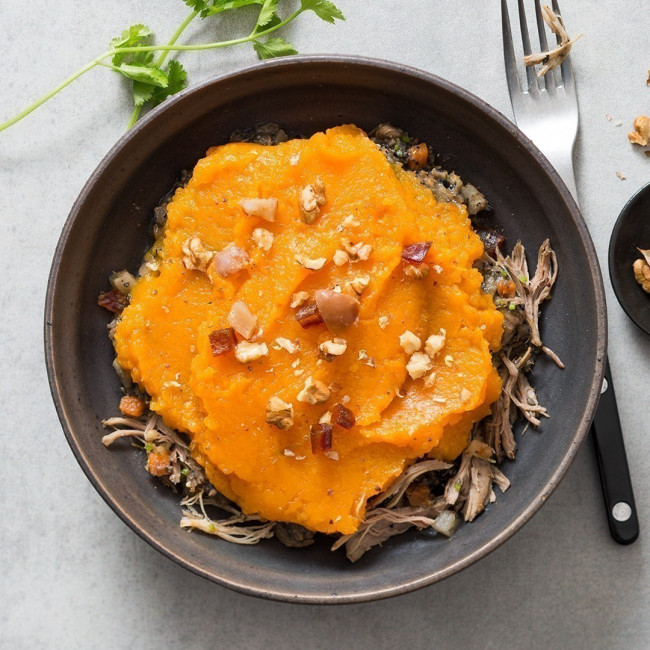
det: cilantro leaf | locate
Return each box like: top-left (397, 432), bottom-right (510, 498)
top-left (256, 0), bottom-right (279, 29)
top-left (150, 61), bottom-right (188, 106)
top-left (300, 0), bottom-right (345, 23)
top-left (130, 61), bottom-right (187, 108)
top-left (110, 24), bottom-right (153, 66)
top-left (187, 0), bottom-right (264, 18)
top-left (116, 63), bottom-right (169, 87)
top-left (253, 36), bottom-right (298, 60)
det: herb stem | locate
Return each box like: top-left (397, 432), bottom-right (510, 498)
top-left (0, 55), bottom-right (108, 132)
top-left (127, 9), bottom-right (199, 129)
top-left (0, 7), bottom-right (303, 134)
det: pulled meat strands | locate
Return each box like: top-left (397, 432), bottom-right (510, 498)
top-left (401, 241), bottom-right (432, 265)
top-left (523, 5), bottom-right (583, 77)
top-left (314, 289), bottom-right (359, 332)
top-left (209, 327), bottom-right (237, 357)
top-left (295, 300), bottom-right (323, 328)
top-left (98, 289), bottom-right (128, 314)
top-left (497, 239), bottom-right (563, 367)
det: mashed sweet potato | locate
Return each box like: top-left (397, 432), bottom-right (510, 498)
top-left (113, 125), bottom-right (503, 534)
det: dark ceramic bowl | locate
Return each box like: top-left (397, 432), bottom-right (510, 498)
top-left (45, 56), bottom-right (606, 603)
top-left (609, 183), bottom-right (650, 335)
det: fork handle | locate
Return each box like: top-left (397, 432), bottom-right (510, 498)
top-left (591, 361), bottom-right (639, 544)
top-left (539, 146), bottom-right (578, 201)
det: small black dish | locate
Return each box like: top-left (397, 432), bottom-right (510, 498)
top-left (609, 183), bottom-right (650, 335)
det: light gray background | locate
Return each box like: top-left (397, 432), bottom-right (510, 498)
top-left (1, 1), bottom-right (648, 648)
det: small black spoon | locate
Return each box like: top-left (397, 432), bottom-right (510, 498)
top-left (609, 182), bottom-right (650, 335)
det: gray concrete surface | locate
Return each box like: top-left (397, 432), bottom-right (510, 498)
top-left (1, 1), bottom-right (648, 648)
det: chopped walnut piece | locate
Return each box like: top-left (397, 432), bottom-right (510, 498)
top-left (297, 377), bottom-right (331, 405)
top-left (234, 340), bottom-right (268, 363)
top-left (628, 116), bottom-right (650, 147)
top-left (332, 403), bottom-right (355, 429)
top-left (274, 337), bottom-right (298, 353)
top-left (358, 349), bottom-right (376, 367)
top-left (320, 338), bottom-right (347, 357)
top-left (289, 153), bottom-right (300, 166)
top-left (266, 396), bottom-right (294, 429)
top-left (424, 372), bottom-right (437, 388)
top-left (424, 329), bottom-right (446, 358)
top-left (523, 5), bottom-right (582, 77)
top-left (347, 275), bottom-right (370, 295)
top-left (319, 411), bottom-right (332, 424)
top-left (239, 197), bottom-right (278, 222)
top-left (212, 243), bottom-right (250, 278)
top-left (209, 327), bottom-right (237, 356)
top-left (616, 171), bottom-right (627, 181)
top-left (340, 238), bottom-right (373, 261)
top-left (342, 215), bottom-right (360, 228)
top-left (444, 354), bottom-right (455, 367)
top-left (406, 351), bottom-right (432, 379)
top-left (404, 263), bottom-right (430, 279)
top-left (399, 330), bottom-right (422, 354)
top-left (228, 301), bottom-right (257, 339)
top-left (295, 300), bottom-right (324, 328)
top-left (119, 395), bottom-right (146, 418)
top-left (295, 253), bottom-right (327, 270)
top-left (310, 423), bottom-right (333, 453)
top-left (378, 316), bottom-right (390, 329)
top-left (459, 387), bottom-right (472, 403)
top-left (299, 179), bottom-right (326, 224)
top-left (291, 291), bottom-right (309, 308)
top-left (251, 227), bottom-right (274, 251)
top-left (333, 250), bottom-right (350, 266)
top-left (633, 249), bottom-right (650, 293)
top-left (181, 236), bottom-right (214, 272)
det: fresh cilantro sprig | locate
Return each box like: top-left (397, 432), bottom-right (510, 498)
top-left (0, 0), bottom-right (344, 133)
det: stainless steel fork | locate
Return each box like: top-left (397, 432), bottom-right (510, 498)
top-left (501, 0), bottom-right (639, 544)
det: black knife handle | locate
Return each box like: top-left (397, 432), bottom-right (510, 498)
top-left (591, 360), bottom-right (639, 544)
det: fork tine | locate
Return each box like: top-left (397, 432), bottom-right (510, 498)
top-left (501, 0), bottom-right (523, 98)
top-left (517, 0), bottom-right (539, 92)
top-left (550, 0), bottom-right (576, 91)
top-left (534, 0), bottom-right (554, 92)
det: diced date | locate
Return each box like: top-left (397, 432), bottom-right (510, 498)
top-left (98, 289), bottom-right (128, 313)
top-left (332, 403), bottom-right (355, 429)
top-left (310, 423), bottom-right (333, 453)
top-left (477, 229), bottom-right (505, 257)
top-left (401, 241), bottom-right (432, 265)
top-left (295, 300), bottom-right (323, 328)
top-left (209, 327), bottom-right (237, 356)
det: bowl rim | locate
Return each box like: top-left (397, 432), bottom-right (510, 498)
top-left (44, 53), bottom-right (607, 603)
top-left (608, 181), bottom-right (650, 336)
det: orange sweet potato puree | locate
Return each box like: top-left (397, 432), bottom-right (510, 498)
top-left (114, 125), bottom-right (503, 534)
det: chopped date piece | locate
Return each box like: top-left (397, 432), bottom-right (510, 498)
top-left (310, 423), bottom-right (333, 453)
top-left (295, 300), bottom-right (323, 328)
top-left (209, 327), bottom-right (237, 356)
top-left (477, 228), bottom-right (505, 257)
top-left (98, 289), bottom-right (128, 313)
top-left (401, 242), bottom-right (432, 265)
top-left (332, 403), bottom-right (355, 429)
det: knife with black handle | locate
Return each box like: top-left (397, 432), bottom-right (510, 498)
top-left (591, 360), bottom-right (639, 544)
